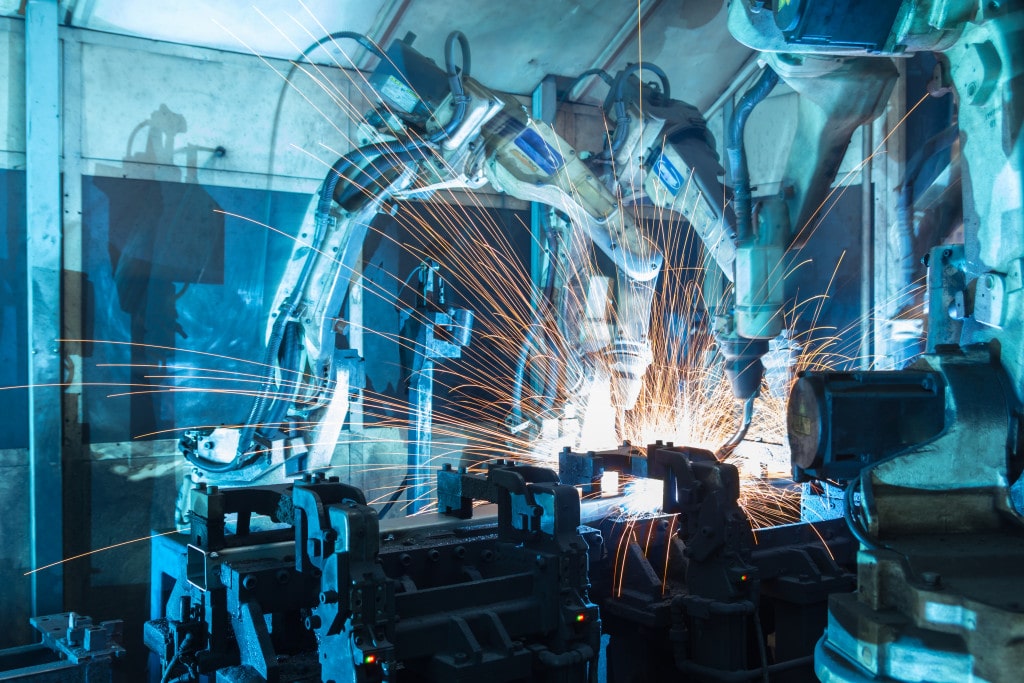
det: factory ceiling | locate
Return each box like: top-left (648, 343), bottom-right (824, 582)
top-left (3, 0), bottom-right (752, 110)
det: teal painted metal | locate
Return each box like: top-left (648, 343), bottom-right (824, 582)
top-left (25, 0), bottom-right (63, 616)
top-left (530, 76), bottom-right (557, 303)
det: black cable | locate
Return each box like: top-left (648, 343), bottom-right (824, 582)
top-left (333, 150), bottom-right (423, 206)
top-left (726, 66), bottom-right (779, 242)
top-left (433, 30), bottom-right (472, 142)
top-left (606, 62), bottom-right (672, 154)
top-left (378, 473), bottom-right (410, 519)
top-left (559, 68), bottom-right (614, 103)
top-left (843, 475), bottom-right (881, 551)
top-left (160, 633), bottom-right (193, 683)
top-left (614, 62), bottom-right (671, 102)
top-left (444, 30), bottom-right (471, 80)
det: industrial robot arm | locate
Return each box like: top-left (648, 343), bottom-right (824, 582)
top-left (730, 2), bottom-right (1024, 680)
top-left (587, 34), bottom-right (895, 444)
top-left (180, 30), bottom-right (666, 498)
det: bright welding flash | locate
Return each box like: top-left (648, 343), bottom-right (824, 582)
top-left (600, 471), bottom-right (619, 497)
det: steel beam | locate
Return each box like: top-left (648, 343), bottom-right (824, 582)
top-left (25, 0), bottom-right (63, 615)
top-left (860, 123), bottom-right (874, 368)
top-left (530, 76), bottom-right (557, 303)
top-left (406, 365), bottom-right (433, 514)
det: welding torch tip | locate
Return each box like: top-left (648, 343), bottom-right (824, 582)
top-left (720, 396), bottom-right (756, 455)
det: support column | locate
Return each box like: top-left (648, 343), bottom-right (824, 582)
top-left (860, 123), bottom-right (874, 368)
top-left (873, 60), bottom-right (907, 369)
top-left (530, 76), bottom-right (558, 302)
top-left (25, 0), bottom-right (63, 615)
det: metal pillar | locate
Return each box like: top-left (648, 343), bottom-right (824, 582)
top-left (530, 76), bottom-right (557, 300)
top-left (25, 0), bottom-right (64, 615)
top-left (859, 123), bottom-right (874, 368)
top-left (406, 364), bottom-right (434, 514)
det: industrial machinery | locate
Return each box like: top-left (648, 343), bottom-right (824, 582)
top-left (558, 443), bottom-right (857, 682)
top-left (172, 27), bottom-right (776, 521)
top-left (727, 1), bottom-right (1024, 680)
top-left (0, 612), bottom-right (126, 682)
top-left (146, 5), bottom-right (1024, 679)
top-left (147, 465), bottom-right (600, 682)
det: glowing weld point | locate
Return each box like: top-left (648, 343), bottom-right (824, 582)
top-left (600, 471), bottom-right (619, 497)
top-left (621, 477), bottom-right (662, 516)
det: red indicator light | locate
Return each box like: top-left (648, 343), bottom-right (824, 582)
top-left (576, 614), bottom-right (585, 623)
top-left (364, 654), bottom-right (376, 665)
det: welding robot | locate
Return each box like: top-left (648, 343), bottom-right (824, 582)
top-left (174, 28), bottom-right (769, 519)
top-left (725, 1), bottom-right (1024, 681)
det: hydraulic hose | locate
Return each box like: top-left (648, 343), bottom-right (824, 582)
top-left (559, 68), bottom-right (614, 104)
top-left (609, 62), bottom-right (672, 153)
top-left (434, 30), bottom-right (472, 142)
top-left (721, 395), bottom-right (755, 454)
top-left (615, 62), bottom-right (671, 101)
top-left (726, 66), bottom-right (779, 242)
top-left (333, 150), bottom-right (424, 206)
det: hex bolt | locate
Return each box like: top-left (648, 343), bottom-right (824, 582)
top-left (454, 545), bottom-right (466, 559)
top-left (276, 569), bottom-right (290, 585)
top-left (242, 574), bottom-right (258, 591)
top-left (400, 553), bottom-right (413, 567)
top-left (428, 549), bottom-right (441, 562)
top-left (305, 615), bottom-right (321, 630)
top-left (320, 590), bottom-right (339, 604)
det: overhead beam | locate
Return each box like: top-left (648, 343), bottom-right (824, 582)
top-left (577, 0), bottom-right (663, 101)
top-left (25, 0), bottom-right (64, 615)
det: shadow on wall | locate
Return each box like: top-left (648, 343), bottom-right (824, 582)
top-left (94, 104), bottom-right (225, 440)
